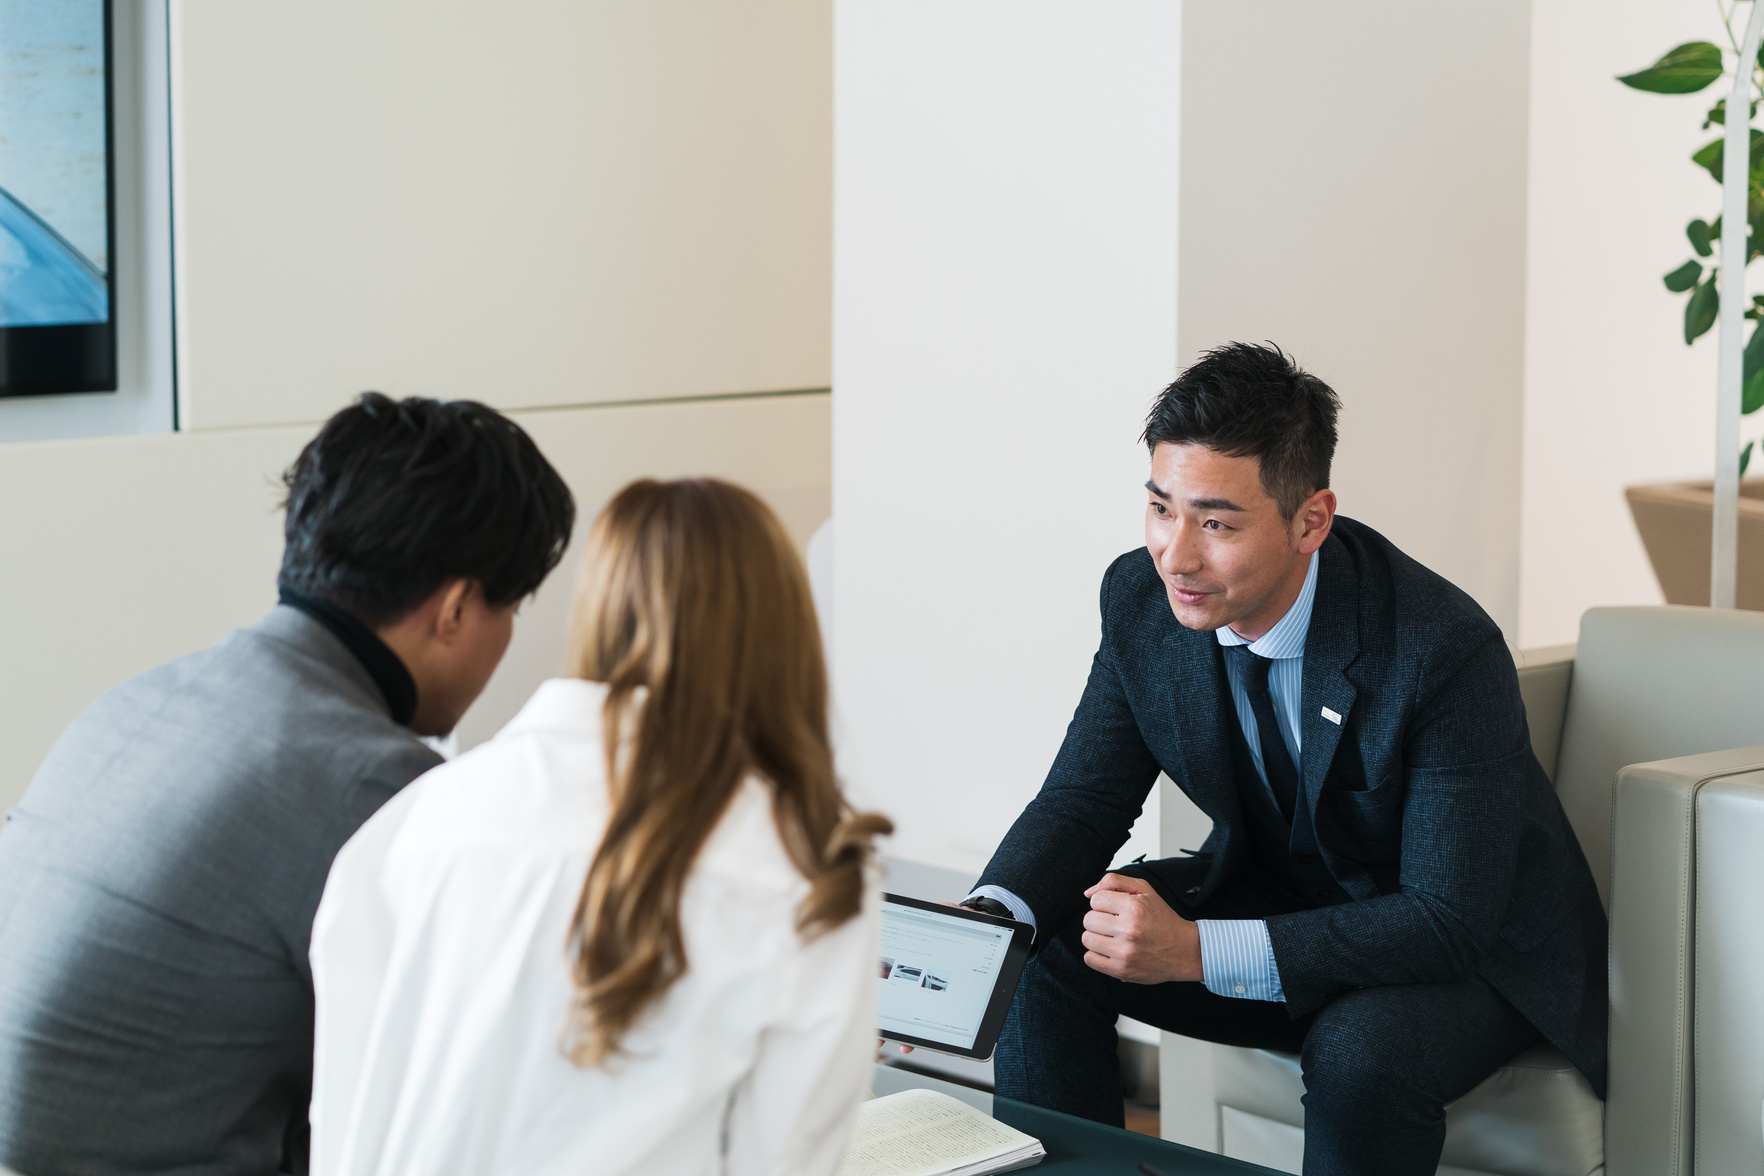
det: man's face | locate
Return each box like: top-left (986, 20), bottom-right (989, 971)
top-left (1143, 442), bottom-right (1329, 639)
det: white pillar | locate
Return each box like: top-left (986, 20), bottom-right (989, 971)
top-left (833, 0), bottom-right (1200, 1145)
top-left (833, 0), bottom-right (1181, 883)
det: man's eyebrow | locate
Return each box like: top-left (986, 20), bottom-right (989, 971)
top-left (1144, 481), bottom-right (1246, 512)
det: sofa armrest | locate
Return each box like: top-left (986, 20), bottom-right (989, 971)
top-left (1608, 744), bottom-right (1764, 1176)
top-left (1688, 763), bottom-right (1764, 1173)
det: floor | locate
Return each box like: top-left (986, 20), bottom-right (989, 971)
top-left (1124, 1101), bottom-right (1159, 1136)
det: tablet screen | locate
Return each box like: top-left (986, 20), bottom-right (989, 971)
top-left (877, 898), bottom-right (1021, 1052)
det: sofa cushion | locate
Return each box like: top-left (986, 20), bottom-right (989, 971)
top-left (1213, 1043), bottom-right (1603, 1176)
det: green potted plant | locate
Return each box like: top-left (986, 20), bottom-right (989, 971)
top-left (1619, 21), bottom-right (1764, 609)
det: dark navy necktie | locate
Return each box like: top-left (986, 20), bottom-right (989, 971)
top-left (1226, 644), bottom-right (1300, 825)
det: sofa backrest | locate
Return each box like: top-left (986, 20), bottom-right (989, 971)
top-left (1555, 605), bottom-right (1764, 908)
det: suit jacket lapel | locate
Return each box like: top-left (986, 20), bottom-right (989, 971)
top-left (1162, 623), bottom-right (1240, 825)
top-left (1299, 535), bottom-right (1360, 814)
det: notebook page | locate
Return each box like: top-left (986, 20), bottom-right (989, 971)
top-left (837, 1089), bottom-right (1041, 1176)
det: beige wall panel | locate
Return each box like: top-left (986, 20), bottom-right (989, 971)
top-left (0, 393), bottom-right (830, 811)
top-left (169, 0), bottom-right (831, 430)
top-left (1179, 0), bottom-right (1531, 638)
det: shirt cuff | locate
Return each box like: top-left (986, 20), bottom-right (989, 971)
top-left (963, 885), bottom-right (1036, 933)
top-left (1196, 919), bottom-right (1285, 1002)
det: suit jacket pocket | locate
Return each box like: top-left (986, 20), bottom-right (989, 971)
top-left (1326, 770), bottom-right (1406, 846)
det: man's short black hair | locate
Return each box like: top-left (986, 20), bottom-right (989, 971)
top-left (1141, 342), bottom-right (1340, 520)
top-left (280, 393), bottom-right (576, 627)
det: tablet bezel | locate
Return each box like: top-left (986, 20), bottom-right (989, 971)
top-left (877, 892), bottom-right (1035, 1061)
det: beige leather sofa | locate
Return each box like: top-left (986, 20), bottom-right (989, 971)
top-left (1210, 605), bottom-right (1764, 1176)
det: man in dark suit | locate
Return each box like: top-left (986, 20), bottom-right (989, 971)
top-left (962, 344), bottom-right (1606, 1176)
top-left (0, 394), bottom-right (575, 1176)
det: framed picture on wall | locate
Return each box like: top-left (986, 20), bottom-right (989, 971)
top-left (0, 0), bottom-right (117, 396)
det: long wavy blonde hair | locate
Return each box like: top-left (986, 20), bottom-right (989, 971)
top-left (563, 478), bottom-right (890, 1066)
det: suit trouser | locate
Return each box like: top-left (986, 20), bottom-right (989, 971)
top-left (992, 857), bottom-right (1540, 1176)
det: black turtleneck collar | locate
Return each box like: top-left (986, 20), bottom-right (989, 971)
top-left (277, 584), bottom-right (418, 727)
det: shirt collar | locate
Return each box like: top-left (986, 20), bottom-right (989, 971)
top-left (1214, 550), bottom-right (1319, 660)
top-left (277, 584), bottom-right (419, 726)
top-left (503, 677), bottom-right (614, 736)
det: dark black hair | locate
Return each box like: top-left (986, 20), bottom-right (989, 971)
top-left (279, 393), bottom-right (576, 626)
top-left (1141, 342), bottom-right (1339, 519)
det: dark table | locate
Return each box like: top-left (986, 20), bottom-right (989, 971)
top-left (872, 1063), bottom-right (1284, 1175)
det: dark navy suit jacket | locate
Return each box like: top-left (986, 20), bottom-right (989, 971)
top-left (975, 516), bottom-right (1608, 1095)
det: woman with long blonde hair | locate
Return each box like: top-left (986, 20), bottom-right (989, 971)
top-left (308, 478), bottom-right (890, 1176)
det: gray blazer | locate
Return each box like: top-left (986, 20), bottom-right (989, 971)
top-left (0, 606), bottom-right (442, 1175)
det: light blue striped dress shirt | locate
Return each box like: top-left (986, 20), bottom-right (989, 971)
top-left (1201, 549), bottom-right (1318, 1001)
top-left (968, 551), bottom-right (1319, 1004)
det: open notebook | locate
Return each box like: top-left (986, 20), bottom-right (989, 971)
top-left (837, 1088), bottom-right (1045, 1176)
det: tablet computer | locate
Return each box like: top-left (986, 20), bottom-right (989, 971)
top-left (876, 893), bottom-right (1034, 1060)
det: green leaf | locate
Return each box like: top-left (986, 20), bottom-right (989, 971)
top-left (1666, 259), bottom-right (1704, 291)
top-left (1694, 139), bottom-right (1722, 178)
top-left (1745, 325), bottom-right (1764, 412)
top-left (1742, 441), bottom-right (1754, 476)
top-left (1746, 320), bottom-right (1764, 373)
top-left (1687, 275), bottom-right (1720, 343)
top-left (1690, 218), bottom-right (1715, 256)
top-left (1691, 130), bottom-right (1764, 182)
top-left (1619, 42), bottom-right (1725, 93)
top-left (1746, 321), bottom-right (1764, 384)
top-left (1745, 369), bottom-right (1764, 414)
top-left (1703, 98), bottom-right (1759, 128)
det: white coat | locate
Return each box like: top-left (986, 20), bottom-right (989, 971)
top-left (309, 678), bottom-right (879, 1176)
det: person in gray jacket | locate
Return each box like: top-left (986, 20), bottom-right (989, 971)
top-left (0, 393), bottom-right (575, 1176)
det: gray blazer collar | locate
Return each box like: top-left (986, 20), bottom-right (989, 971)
top-left (250, 605), bottom-right (397, 721)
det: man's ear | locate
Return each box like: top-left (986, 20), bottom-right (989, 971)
top-left (432, 579), bottom-right (477, 641)
top-left (1295, 489), bottom-right (1337, 555)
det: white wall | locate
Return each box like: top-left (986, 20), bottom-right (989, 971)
top-left (169, 0), bottom-right (831, 430)
top-left (833, 0), bottom-right (1183, 876)
top-left (1178, 0), bottom-right (1533, 640)
top-left (0, 393), bottom-right (830, 812)
top-left (1519, 0), bottom-right (1732, 646)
